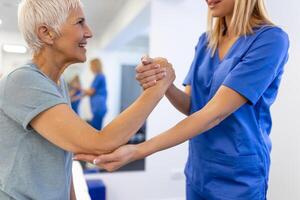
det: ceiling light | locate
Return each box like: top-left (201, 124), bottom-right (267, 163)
top-left (3, 44), bottom-right (28, 54)
top-left (0, 19), bottom-right (2, 25)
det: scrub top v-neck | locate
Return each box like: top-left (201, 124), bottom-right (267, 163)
top-left (183, 25), bottom-right (289, 199)
top-left (216, 36), bottom-right (241, 63)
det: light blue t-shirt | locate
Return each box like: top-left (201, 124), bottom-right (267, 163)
top-left (0, 63), bottom-right (72, 200)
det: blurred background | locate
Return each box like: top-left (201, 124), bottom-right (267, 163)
top-left (0, 0), bottom-right (299, 199)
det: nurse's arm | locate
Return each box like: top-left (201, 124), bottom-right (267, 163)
top-left (137, 85), bottom-right (247, 157)
top-left (164, 84), bottom-right (191, 115)
top-left (75, 85), bottom-right (247, 170)
top-left (137, 85), bottom-right (247, 158)
top-left (82, 88), bottom-right (95, 96)
top-left (30, 62), bottom-right (174, 155)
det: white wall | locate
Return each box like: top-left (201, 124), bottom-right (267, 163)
top-left (265, 0), bottom-right (300, 199)
top-left (0, 31), bottom-right (30, 76)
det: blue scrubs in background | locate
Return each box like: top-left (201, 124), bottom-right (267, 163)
top-left (90, 74), bottom-right (107, 130)
top-left (183, 26), bottom-right (289, 200)
top-left (71, 89), bottom-right (81, 114)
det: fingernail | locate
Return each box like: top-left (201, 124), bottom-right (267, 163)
top-left (155, 64), bottom-right (160, 68)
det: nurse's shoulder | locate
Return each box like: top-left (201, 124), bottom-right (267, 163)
top-left (194, 32), bottom-right (209, 50)
top-left (253, 25), bottom-right (289, 48)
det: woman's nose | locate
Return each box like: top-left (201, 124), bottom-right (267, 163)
top-left (85, 25), bottom-right (93, 39)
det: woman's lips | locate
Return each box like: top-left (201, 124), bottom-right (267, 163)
top-left (207, 0), bottom-right (222, 8)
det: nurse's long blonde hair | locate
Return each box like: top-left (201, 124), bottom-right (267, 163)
top-left (207, 0), bottom-right (274, 54)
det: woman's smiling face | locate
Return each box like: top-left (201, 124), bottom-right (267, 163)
top-left (51, 6), bottom-right (93, 64)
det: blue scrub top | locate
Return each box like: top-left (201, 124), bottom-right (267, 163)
top-left (183, 26), bottom-right (289, 199)
top-left (90, 74), bottom-right (107, 115)
top-left (71, 89), bottom-right (81, 114)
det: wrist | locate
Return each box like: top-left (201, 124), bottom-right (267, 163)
top-left (165, 83), bottom-right (176, 96)
top-left (143, 85), bottom-right (165, 100)
top-left (135, 142), bottom-right (150, 160)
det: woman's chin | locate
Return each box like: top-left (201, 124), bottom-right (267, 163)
top-left (210, 10), bottom-right (226, 18)
top-left (68, 57), bottom-right (87, 65)
top-left (76, 55), bottom-right (87, 63)
top-left (79, 57), bottom-right (87, 63)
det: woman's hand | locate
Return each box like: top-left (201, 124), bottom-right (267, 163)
top-left (74, 144), bottom-right (139, 172)
top-left (136, 56), bottom-right (175, 90)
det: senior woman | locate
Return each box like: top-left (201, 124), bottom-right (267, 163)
top-left (0, 0), bottom-right (173, 199)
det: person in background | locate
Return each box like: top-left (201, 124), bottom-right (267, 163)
top-left (69, 75), bottom-right (82, 114)
top-left (76, 0), bottom-right (289, 199)
top-left (82, 58), bottom-right (107, 130)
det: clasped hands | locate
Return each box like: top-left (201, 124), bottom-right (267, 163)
top-left (73, 56), bottom-right (175, 172)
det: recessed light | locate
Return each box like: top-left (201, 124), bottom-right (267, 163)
top-left (3, 44), bottom-right (28, 54)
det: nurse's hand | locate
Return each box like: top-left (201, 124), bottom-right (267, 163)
top-left (136, 56), bottom-right (175, 90)
top-left (74, 144), bottom-right (139, 172)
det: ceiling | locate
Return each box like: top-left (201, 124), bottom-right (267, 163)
top-left (0, 0), bottom-right (129, 37)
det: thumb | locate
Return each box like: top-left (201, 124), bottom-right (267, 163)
top-left (73, 154), bottom-right (97, 163)
top-left (94, 153), bottom-right (118, 164)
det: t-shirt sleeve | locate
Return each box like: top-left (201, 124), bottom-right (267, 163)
top-left (183, 33), bottom-right (207, 86)
top-left (222, 27), bottom-right (289, 105)
top-left (2, 69), bottom-right (68, 131)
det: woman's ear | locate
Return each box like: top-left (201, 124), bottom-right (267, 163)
top-left (37, 25), bottom-right (55, 45)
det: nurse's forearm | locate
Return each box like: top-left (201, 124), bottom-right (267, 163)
top-left (165, 84), bottom-right (191, 115)
top-left (135, 86), bottom-right (247, 159)
top-left (83, 88), bottom-right (95, 96)
top-left (135, 106), bottom-right (221, 159)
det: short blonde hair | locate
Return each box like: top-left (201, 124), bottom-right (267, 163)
top-left (18, 0), bottom-right (83, 54)
top-left (207, 0), bottom-right (273, 54)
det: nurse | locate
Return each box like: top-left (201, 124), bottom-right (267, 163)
top-left (75, 0), bottom-right (289, 199)
top-left (83, 58), bottom-right (107, 130)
